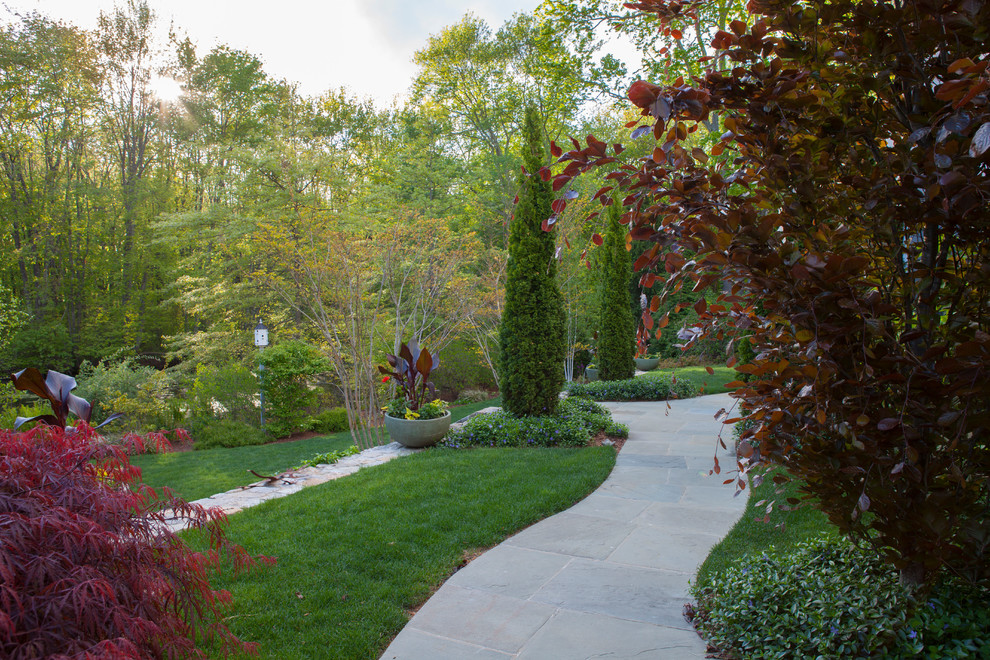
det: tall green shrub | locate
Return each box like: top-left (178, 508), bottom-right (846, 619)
top-left (258, 340), bottom-right (331, 438)
top-left (498, 106), bottom-right (566, 417)
top-left (597, 200), bottom-right (635, 381)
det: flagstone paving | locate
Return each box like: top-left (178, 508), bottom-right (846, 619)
top-left (161, 408), bottom-right (503, 533)
top-left (380, 393), bottom-right (745, 660)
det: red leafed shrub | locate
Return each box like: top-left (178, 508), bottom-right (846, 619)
top-left (0, 423), bottom-right (274, 659)
top-left (553, 0), bottom-right (990, 589)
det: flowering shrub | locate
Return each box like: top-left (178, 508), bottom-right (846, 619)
top-left (440, 397), bottom-right (627, 449)
top-left (384, 397), bottom-right (447, 421)
top-left (0, 423), bottom-right (273, 658)
top-left (565, 374), bottom-right (696, 401)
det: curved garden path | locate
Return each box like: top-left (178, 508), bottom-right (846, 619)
top-left (380, 393), bottom-right (746, 660)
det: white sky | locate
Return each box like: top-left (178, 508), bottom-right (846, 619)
top-left (2, 0), bottom-right (542, 106)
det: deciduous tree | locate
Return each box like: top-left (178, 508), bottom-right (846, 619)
top-left (553, 0), bottom-right (990, 589)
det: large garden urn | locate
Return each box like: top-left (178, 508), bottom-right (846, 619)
top-left (384, 411), bottom-right (452, 448)
top-left (634, 357), bottom-right (660, 371)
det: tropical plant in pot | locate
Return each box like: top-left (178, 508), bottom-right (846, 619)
top-left (378, 339), bottom-right (450, 447)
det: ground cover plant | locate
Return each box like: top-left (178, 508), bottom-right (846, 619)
top-left (294, 445), bottom-right (360, 469)
top-left (439, 396), bottom-right (627, 449)
top-left (694, 536), bottom-right (990, 659)
top-left (132, 398), bottom-right (500, 502)
top-left (694, 467), bottom-right (990, 658)
top-left (192, 445), bottom-right (616, 659)
top-left (566, 372), bottom-right (697, 400)
top-left (555, 0), bottom-right (990, 589)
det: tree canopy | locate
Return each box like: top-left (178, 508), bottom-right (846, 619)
top-left (553, 0), bottom-right (990, 588)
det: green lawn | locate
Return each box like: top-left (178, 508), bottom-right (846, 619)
top-left (694, 466), bottom-right (836, 589)
top-left (132, 398), bottom-right (502, 502)
top-left (193, 445), bottom-right (615, 659)
top-left (645, 364), bottom-right (737, 395)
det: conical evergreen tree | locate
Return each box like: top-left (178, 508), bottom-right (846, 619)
top-left (498, 107), bottom-right (566, 416)
top-left (598, 200), bottom-right (636, 381)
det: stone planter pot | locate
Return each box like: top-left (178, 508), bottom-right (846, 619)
top-left (584, 367), bottom-right (599, 381)
top-left (384, 411), bottom-right (452, 448)
top-left (634, 357), bottom-right (660, 372)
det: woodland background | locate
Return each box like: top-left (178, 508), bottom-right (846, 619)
top-left (0, 0), bottom-right (734, 432)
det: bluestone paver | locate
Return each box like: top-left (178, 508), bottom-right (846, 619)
top-left (380, 393), bottom-right (746, 660)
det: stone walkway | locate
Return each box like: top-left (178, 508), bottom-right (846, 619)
top-left (161, 409), bottom-right (502, 533)
top-left (162, 442), bottom-right (417, 532)
top-left (380, 393), bottom-right (745, 659)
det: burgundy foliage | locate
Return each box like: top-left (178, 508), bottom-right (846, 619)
top-left (557, 0), bottom-right (990, 587)
top-left (378, 338), bottom-right (439, 412)
top-left (0, 423), bottom-right (274, 658)
top-left (10, 367), bottom-right (123, 431)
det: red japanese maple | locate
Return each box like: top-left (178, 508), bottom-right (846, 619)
top-left (0, 423), bottom-right (273, 658)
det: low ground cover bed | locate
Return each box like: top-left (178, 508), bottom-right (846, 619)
top-left (693, 469), bottom-right (990, 659)
top-left (567, 372), bottom-right (697, 400)
top-left (440, 396), bottom-right (627, 449)
top-left (192, 446), bottom-right (616, 659)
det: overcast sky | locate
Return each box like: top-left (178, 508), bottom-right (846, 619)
top-left (2, 0), bottom-right (542, 106)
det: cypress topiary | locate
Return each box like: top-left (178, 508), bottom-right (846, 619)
top-left (597, 200), bottom-right (636, 381)
top-left (498, 106), bottom-right (566, 417)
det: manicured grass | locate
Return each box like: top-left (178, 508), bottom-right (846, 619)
top-left (132, 398), bottom-right (503, 502)
top-left (644, 364), bottom-right (737, 395)
top-left (694, 466), bottom-right (837, 589)
top-left (193, 446), bottom-right (616, 659)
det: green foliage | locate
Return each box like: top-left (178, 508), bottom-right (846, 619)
top-left (187, 362), bottom-right (258, 426)
top-left (4, 322), bottom-right (74, 373)
top-left (499, 106), bottom-right (566, 417)
top-left (735, 334), bottom-right (756, 382)
top-left (597, 200), bottom-right (636, 381)
top-left (0, 402), bottom-right (50, 430)
top-left (693, 536), bottom-right (990, 660)
top-left (440, 396), bottom-right (627, 449)
top-left (75, 357), bottom-right (181, 432)
top-left (0, 283), bottom-right (26, 358)
top-left (428, 338), bottom-right (497, 399)
top-left (305, 407), bottom-right (349, 434)
top-left (695, 467), bottom-right (838, 590)
top-left (190, 418), bottom-right (269, 450)
top-left (258, 340), bottom-right (331, 439)
top-left (384, 397), bottom-right (448, 421)
top-left (452, 388), bottom-right (496, 405)
top-left (566, 374), bottom-right (697, 401)
top-left (294, 445), bottom-right (360, 469)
